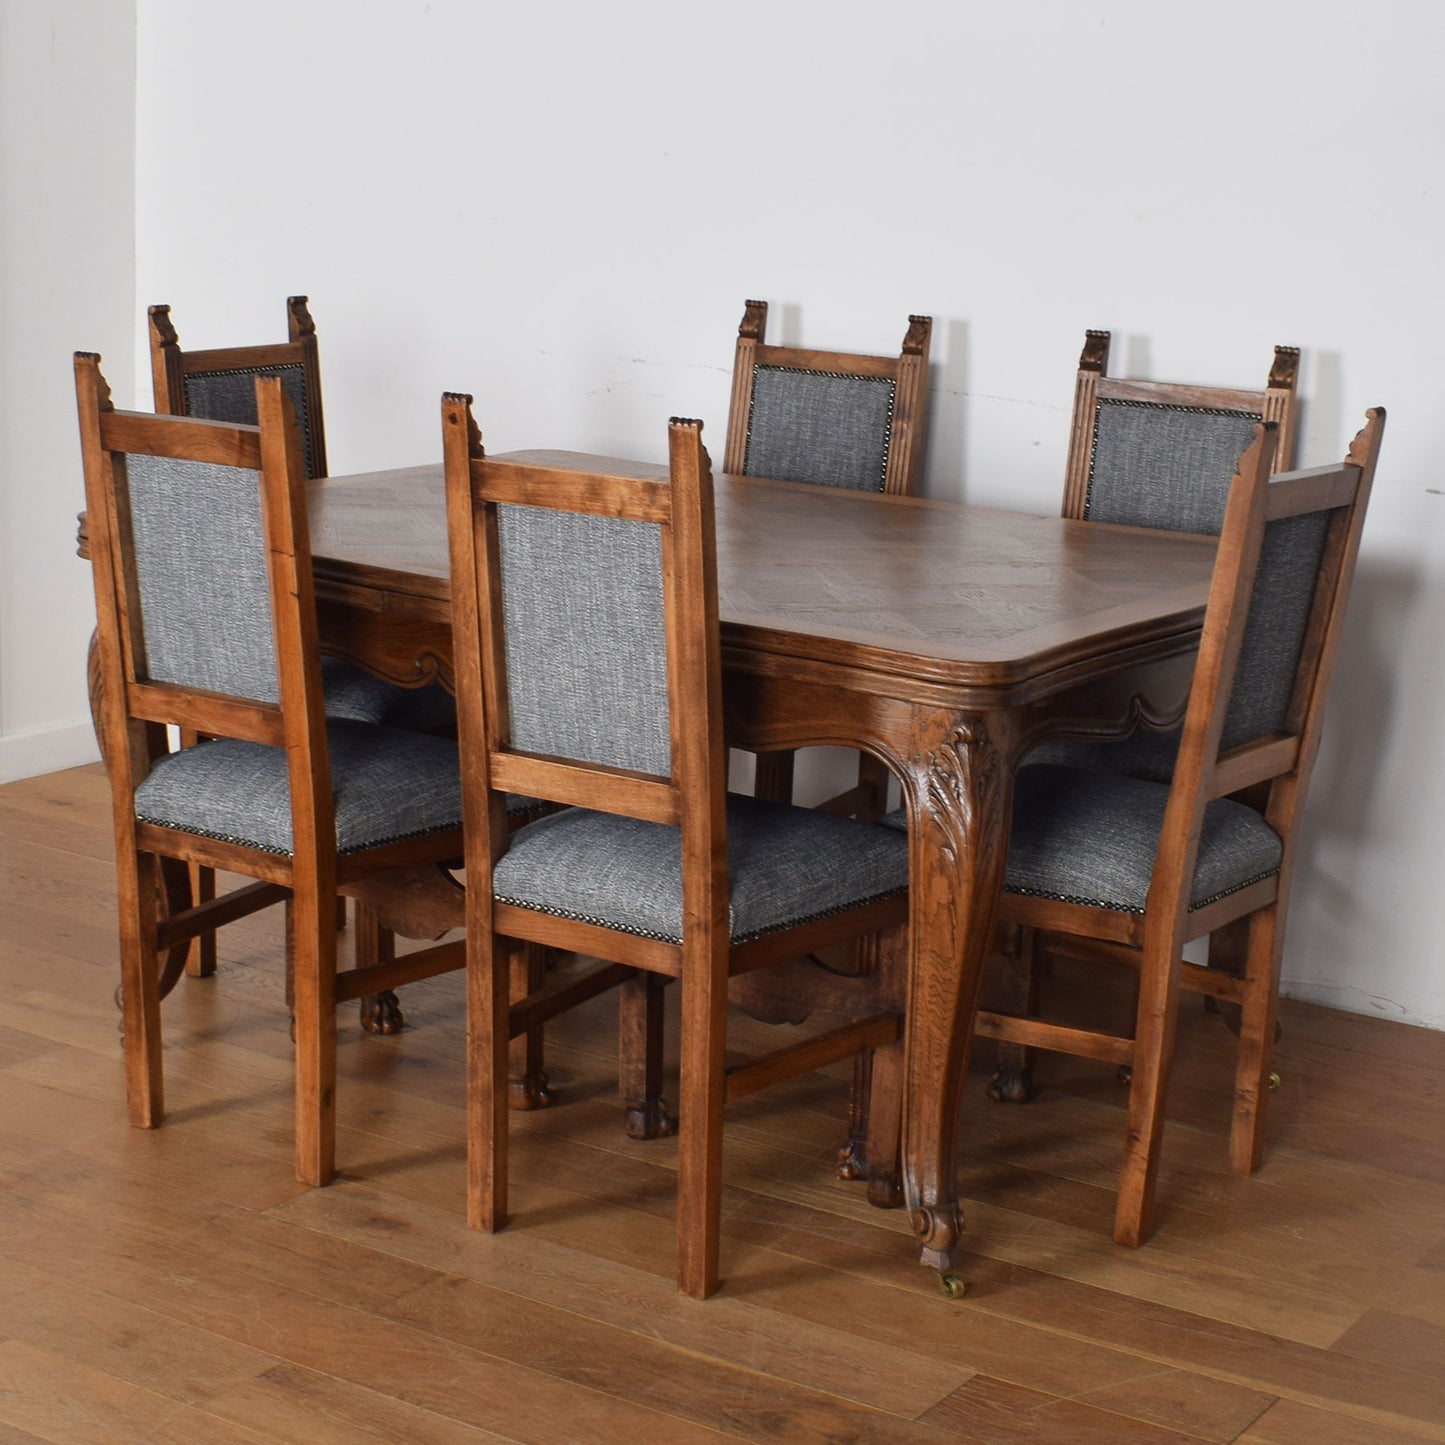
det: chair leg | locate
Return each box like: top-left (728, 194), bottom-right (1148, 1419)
top-left (988, 923), bottom-right (1039, 1104)
top-left (1114, 932), bottom-right (1185, 1247)
top-left (863, 922), bottom-right (907, 1207)
top-left (186, 862), bottom-right (218, 978)
top-left (1230, 908), bottom-right (1285, 1176)
top-left (854, 752), bottom-right (891, 822)
top-left (468, 931), bottom-right (512, 1232)
top-left (118, 849), bottom-right (165, 1127)
top-left (837, 1050), bottom-right (873, 1182)
top-left (509, 942), bottom-right (554, 1109)
top-left (864, 1036), bottom-right (905, 1209)
top-left (354, 905), bottom-right (404, 1035)
top-left (291, 882), bottom-right (338, 1187)
top-left (619, 972), bottom-right (674, 1138)
top-left (752, 749), bottom-right (795, 804)
top-left (837, 930), bottom-right (882, 1179)
top-left (675, 950), bottom-right (728, 1299)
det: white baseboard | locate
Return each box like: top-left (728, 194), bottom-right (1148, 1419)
top-left (0, 720), bottom-right (102, 784)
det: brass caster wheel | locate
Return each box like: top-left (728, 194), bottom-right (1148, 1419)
top-left (938, 1271), bottom-right (967, 1300)
top-left (1268, 1072), bottom-right (1281, 1092)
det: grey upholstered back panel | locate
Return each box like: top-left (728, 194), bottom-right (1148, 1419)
top-left (125, 454), bottom-right (279, 702)
top-left (183, 364), bottom-right (315, 478)
top-left (1221, 508), bottom-right (1332, 749)
top-left (744, 366), bottom-right (895, 491)
top-left (1086, 400), bottom-right (1261, 534)
top-left (1032, 507), bottom-right (1335, 775)
top-left (497, 504), bottom-right (671, 775)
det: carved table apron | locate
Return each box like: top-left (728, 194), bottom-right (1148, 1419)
top-left (309, 454), bottom-right (1215, 1278)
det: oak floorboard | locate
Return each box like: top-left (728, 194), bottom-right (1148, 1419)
top-left (919, 1374), bottom-right (1218, 1442)
top-left (194, 1363), bottom-right (522, 1444)
top-left (385, 1273), bottom-right (965, 1443)
top-left (272, 1180), bottom-right (968, 1419)
top-left (1237, 1397), bottom-right (1445, 1444)
top-left (0, 1264), bottom-right (276, 1415)
top-left (0, 1339), bottom-right (202, 1444)
top-left (0, 1207), bottom-right (735, 1444)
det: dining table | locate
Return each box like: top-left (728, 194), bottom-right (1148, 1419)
top-left (304, 450), bottom-right (1217, 1285)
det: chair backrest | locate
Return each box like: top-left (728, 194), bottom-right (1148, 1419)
top-left (76, 353), bottom-right (332, 838)
top-left (444, 398), bottom-right (726, 913)
top-left (149, 297), bottom-right (328, 480)
top-left (1150, 408), bottom-right (1383, 919)
top-left (1063, 329), bottom-right (1300, 534)
top-left (723, 300), bottom-right (931, 495)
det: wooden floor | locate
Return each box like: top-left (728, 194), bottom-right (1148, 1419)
top-left (2, 764), bottom-right (1443, 1444)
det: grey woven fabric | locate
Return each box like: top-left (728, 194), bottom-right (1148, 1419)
top-left (183, 363), bottom-right (316, 478)
top-left (744, 367), bottom-right (895, 491)
top-left (321, 657), bottom-right (458, 736)
top-left (1003, 764), bottom-right (1281, 914)
top-left (878, 762), bottom-right (1280, 913)
top-left (493, 793), bottom-right (908, 945)
top-left (1024, 728), bottom-right (1181, 782)
top-left (497, 505), bottom-right (670, 775)
top-left (1086, 400), bottom-right (1261, 534)
top-left (126, 453), bottom-right (279, 702)
top-left (133, 719), bottom-right (461, 856)
top-left (1220, 509), bottom-right (1331, 749)
top-left (1028, 503), bottom-right (1332, 775)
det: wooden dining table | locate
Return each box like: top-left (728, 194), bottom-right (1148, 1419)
top-left (307, 452), bottom-right (1217, 1284)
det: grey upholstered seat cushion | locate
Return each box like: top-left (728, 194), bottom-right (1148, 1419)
top-left (321, 657), bottom-right (458, 736)
top-left (134, 720), bottom-right (461, 856)
top-left (1005, 764), bottom-right (1280, 913)
top-left (493, 793), bottom-right (908, 945)
top-left (1024, 727), bottom-right (1180, 783)
top-left (881, 763), bottom-right (1281, 915)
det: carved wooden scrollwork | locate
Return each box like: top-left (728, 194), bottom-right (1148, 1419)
top-left (903, 315), bottom-right (931, 357)
top-left (1017, 689), bottom-right (1188, 759)
top-left (1268, 344), bottom-right (1301, 390)
top-left (1079, 328), bottom-right (1111, 375)
top-left (910, 1202), bottom-right (962, 1270)
top-left (286, 295), bottom-right (317, 341)
top-left (739, 299), bottom-right (768, 342)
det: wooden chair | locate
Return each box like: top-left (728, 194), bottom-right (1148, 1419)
top-left (726, 299), bottom-right (931, 816)
top-left (76, 353), bottom-right (469, 1186)
top-left (721, 301), bottom-right (933, 1180)
top-left (993, 330), bottom-right (1304, 1099)
top-left (149, 296), bottom-right (328, 478)
top-left (148, 299), bottom-right (454, 1027)
top-left (971, 411), bottom-right (1383, 1245)
top-left (1063, 327), bottom-right (1300, 528)
top-left (443, 398), bottom-right (911, 1297)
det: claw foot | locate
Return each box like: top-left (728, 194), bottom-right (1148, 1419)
top-left (987, 1066), bottom-right (1034, 1104)
top-left (508, 1074), bottom-right (555, 1110)
top-left (624, 1098), bottom-right (676, 1140)
top-left (359, 990), bottom-right (404, 1035)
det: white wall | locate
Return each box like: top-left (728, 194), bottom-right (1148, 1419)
top-left (7, 0), bottom-right (1440, 1025)
top-left (0, 0), bottom-right (136, 781)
